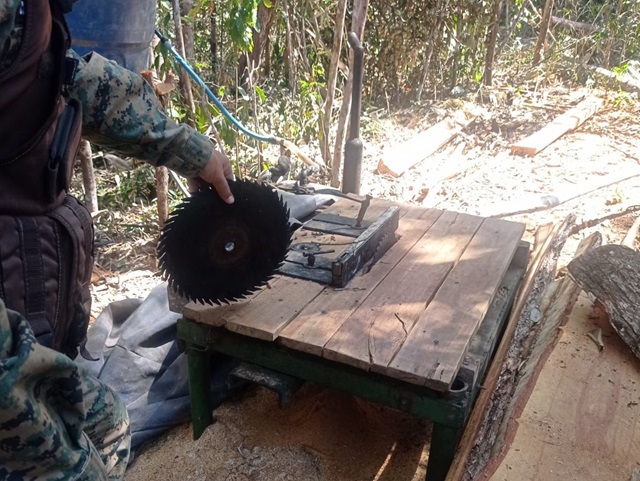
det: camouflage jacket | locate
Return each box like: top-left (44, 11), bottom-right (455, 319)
top-left (0, 0), bottom-right (212, 178)
top-left (0, 298), bottom-right (130, 481)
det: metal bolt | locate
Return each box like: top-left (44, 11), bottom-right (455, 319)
top-left (307, 253), bottom-right (316, 266)
top-left (225, 241), bottom-right (235, 252)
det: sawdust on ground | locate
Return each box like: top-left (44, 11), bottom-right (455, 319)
top-left (88, 85), bottom-right (640, 481)
top-left (125, 385), bottom-right (430, 481)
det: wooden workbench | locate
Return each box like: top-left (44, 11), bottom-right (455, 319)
top-left (177, 198), bottom-right (528, 481)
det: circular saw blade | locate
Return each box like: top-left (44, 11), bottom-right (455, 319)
top-left (158, 179), bottom-right (292, 305)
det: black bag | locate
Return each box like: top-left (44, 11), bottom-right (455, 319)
top-left (0, 195), bottom-right (94, 358)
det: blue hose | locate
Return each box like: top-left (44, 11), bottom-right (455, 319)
top-left (155, 29), bottom-right (280, 145)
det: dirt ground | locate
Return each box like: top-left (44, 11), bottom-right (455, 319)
top-left (89, 86), bottom-right (640, 481)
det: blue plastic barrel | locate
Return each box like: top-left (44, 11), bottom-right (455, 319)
top-left (65, 0), bottom-right (157, 73)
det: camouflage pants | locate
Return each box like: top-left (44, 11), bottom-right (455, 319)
top-left (0, 300), bottom-right (130, 481)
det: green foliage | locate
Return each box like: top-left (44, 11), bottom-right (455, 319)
top-left (97, 162), bottom-right (158, 210)
top-left (226, 0), bottom-right (259, 50)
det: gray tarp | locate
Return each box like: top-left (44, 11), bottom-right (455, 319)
top-left (75, 284), bottom-right (237, 452)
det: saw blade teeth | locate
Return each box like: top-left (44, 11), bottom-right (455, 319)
top-left (157, 180), bottom-right (292, 305)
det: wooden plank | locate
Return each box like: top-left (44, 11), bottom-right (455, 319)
top-left (278, 206), bottom-right (443, 355)
top-left (322, 210), bottom-right (485, 371)
top-left (377, 110), bottom-right (472, 177)
top-left (182, 277), bottom-right (296, 330)
top-left (223, 275), bottom-right (326, 341)
top-left (387, 217), bottom-right (525, 390)
top-left (510, 96), bottom-right (602, 156)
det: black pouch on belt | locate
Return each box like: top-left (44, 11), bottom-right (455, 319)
top-left (48, 97), bottom-right (82, 199)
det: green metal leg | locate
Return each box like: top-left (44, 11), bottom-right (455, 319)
top-left (185, 343), bottom-right (213, 440)
top-left (426, 422), bottom-right (461, 481)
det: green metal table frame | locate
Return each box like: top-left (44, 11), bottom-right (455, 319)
top-left (177, 243), bottom-right (528, 481)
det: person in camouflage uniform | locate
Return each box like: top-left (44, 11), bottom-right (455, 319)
top-left (0, 1), bottom-right (236, 479)
top-left (0, 298), bottom-right (130, 481)
top-left (0, 0), bottom-right (235, 203)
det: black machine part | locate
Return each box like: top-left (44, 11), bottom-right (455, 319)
top-left (342, 32), bottom-right (364, 195)
top-left (157, 180), bottom-right (292, 305)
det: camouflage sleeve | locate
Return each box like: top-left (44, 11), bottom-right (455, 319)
top-left (0, 0), bottom-right (21, 68)
top-left (68, 50), bottom-right (214, 178)
top-left (0, 1), bottom-right (19, 41)
top-left (0, 300), bottom-right (130, 481)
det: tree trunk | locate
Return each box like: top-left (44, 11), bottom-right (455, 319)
top-left (330, 0), bottom-right (370, 188)
top-left (209, 11), bottom-right (218, 78)
top-left (282, 0), bottom-right (297, 93)
top-left (172, 0), bottom-right (196, 125)
top-left (180, 0), bottom-right (195, 60)
top-left (532, 0), bottom-right (554, 65)
top-left (417, 0), bottom-right (446, 101)
top-left (237, 0), bottom-right (278, 88)
top-left (78, 139), bottom-right (98, 214)
top-left (320, 0), bottom-right (348, 168)
top-left (483, 0), bottom-right (502, 85)
top-left (449, 6), bottom-right (464, 90)
top-left (156, 166), bottom-right (170, 225)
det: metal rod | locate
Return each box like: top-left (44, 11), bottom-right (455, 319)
top-left (342, 32), bottom-right (364, 195)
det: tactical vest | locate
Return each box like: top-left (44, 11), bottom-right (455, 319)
top-left (0, 0), bottom-right (94, 359)
top-left (0, 0), bottom-right (82, 215)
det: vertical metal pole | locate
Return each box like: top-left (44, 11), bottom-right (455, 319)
top-left (342, 32), bottom-right (364, 194)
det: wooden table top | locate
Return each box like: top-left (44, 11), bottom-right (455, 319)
top-left (183, 198), bottom-right (525, 392)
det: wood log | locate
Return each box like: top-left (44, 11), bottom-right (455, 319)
top-left (446, 215), bottom-right (576, 481)
top-left (510, 96), bottom-right (602, 157)
top-left (377, 110), bottom-right (472, 178)
top-left (590, 65), bottom-right (640, 94)
top-left (486, 290), bottom-right (640, 480)
top-left (532, 0), bottom-right (554, 65)
top-left (568, 244), bottom-right (640, 360)
top-left (550, 16), bottom-right (598, 34)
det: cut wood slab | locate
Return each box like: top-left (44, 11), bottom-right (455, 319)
top-left (445, 215), bottom-right (576, 481)
top-left (510, 96), bottom-right (603, 156)
top-left (377, 110), bottom-right (472, 177)
top-left (568, 244), bottom-right (640, 360)
top-left (479, 232), bottom-right (602, 476)
top-left (487, 293), bottom-right (640, 481)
